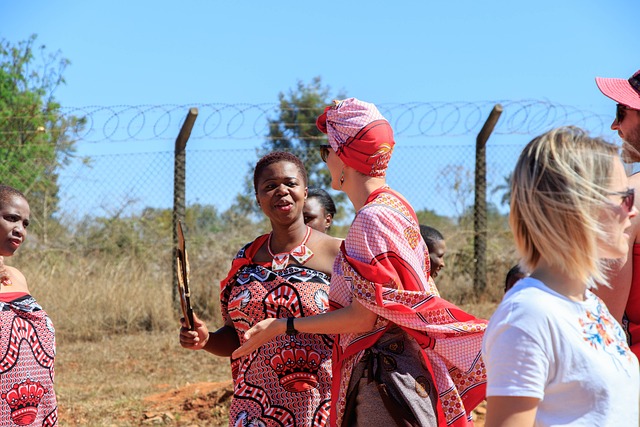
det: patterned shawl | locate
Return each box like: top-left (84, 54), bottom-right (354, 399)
top-left (220, 234), bottom-right (269, 297)
top-left (0, 293), bottom-right (58, 427)
top-left (220, 236), bottom-right (333, 427)
top-left (329, 187), bottom-right (487, 427)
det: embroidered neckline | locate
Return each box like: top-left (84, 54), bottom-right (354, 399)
top-left (267, 226), bottom-right (314, 271)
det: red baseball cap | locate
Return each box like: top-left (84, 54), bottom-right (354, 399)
top-left (595, 69), bottom-right (640, 110)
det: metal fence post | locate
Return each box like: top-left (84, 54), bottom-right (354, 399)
top-left (172, 108), bottom-right (198, 304)
top-left (474, 104), bottom-right (502, 294)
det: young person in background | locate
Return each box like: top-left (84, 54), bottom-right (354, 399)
top-left (419, 225), bottom-right (446, 280)
top-left (304, 187), bottom-right (337, 234)
top-left (503, 264), bottom-right (526, 293)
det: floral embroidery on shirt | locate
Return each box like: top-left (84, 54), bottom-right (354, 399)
top-left (580, 298), bottom-right (633, 367)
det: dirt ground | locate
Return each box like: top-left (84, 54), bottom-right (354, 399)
top-left (140, 381), bottom-right (486, 426)
top-left (141, 381), bottom-right (232, 426)
top-left (55, 332), bottom-right (487, 426)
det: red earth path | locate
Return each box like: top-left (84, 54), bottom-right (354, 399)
top-left (141, 381), bottom-right (486, 426)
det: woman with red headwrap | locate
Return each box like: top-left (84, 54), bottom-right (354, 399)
top-left (234, 98), bottom-right (487, 426)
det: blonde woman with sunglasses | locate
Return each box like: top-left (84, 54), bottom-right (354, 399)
top-left (482, 127), bottom-right (639, 427)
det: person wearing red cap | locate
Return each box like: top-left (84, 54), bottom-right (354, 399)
top-left (595, 70), bottom-right (640, 359)
top-left (233, 98), bottom-right (487, 427)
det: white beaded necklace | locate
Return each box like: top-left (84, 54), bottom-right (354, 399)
top-left (267, 226), bottom-right (314, 271)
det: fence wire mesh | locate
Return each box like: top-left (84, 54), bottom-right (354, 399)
top-left (45, 101), bottom-right (612, 222)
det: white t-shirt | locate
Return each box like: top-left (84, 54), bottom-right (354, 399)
top-left (482, 277), bottom-right (639, 427)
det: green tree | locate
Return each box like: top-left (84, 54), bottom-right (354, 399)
top-left (232, 77), bottom-right (346, 217)
top-left (0, 34), bottom-right (85, 238)
top-left (415, 208), bottom-right (455, 234)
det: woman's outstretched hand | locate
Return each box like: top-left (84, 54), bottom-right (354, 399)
top-left (179, 313), bottom-right (210, 351)
top-left (231, 318), bottom-right (285, 359)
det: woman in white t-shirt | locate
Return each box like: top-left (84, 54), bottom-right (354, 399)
top-left (482, 126), bottom-right (640, 427)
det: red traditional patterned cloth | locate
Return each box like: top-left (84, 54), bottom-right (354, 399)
top-left (625, 243), bottom-right (640, 358)
top-left (316, 98), bottom-right (395, 178)
top-left (220, 236), bottom-right (334, 427)
top-left (0, 293), bottom-right (58, 427)
top-left (329, 187), bottom-right (487, 427)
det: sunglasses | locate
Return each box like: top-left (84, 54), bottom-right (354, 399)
top-left (319, 144), bottom-right (331, 163)
top-left (616, 103), bottom-right (630, 123)
top-left (608, 187), bottom-right (635, 213)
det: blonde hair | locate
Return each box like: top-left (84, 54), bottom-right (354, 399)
top-left (510, 126), bottom-right (619, 285)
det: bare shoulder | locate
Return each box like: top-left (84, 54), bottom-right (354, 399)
top-left (325, 236), bottom-right (343, 258)
top-left (303, 230), bottom-right (341, 275)
top-left (1, 265), bottom-right (29, 292)
top-left (309, 230), bottom-right (342, 257)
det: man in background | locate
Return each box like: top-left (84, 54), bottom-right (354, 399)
top-left (595, 69), bottom-right (640, 358)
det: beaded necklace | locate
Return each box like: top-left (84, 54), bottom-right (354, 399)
top-left (267, 226), bottom-right (314, 271)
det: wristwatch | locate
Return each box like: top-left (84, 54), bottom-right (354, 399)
top-left (286, 317), bottom-right (298, 336)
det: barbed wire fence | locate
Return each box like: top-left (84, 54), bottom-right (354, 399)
top-left (54, 100), bottom-right (611, 142)
top-left (48, 100), bottom-right (613, 220)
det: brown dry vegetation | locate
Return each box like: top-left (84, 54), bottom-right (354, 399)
top-left (55, 332), bottom-right (232, 426)
top-left (8, 216), bottom-right (510, 426)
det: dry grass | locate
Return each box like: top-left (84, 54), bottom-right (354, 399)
top-left (4, 221), bottom-right (505, 426)
top-left (55, 331), bottom-right (231, 426)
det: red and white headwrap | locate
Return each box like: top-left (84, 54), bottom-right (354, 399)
top-left (316, 98), bottom-right (395, 177)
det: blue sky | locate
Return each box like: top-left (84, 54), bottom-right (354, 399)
top-left (2, 1), bottom-right (637, 116)
top-left (1, 1), bottom-right (639, 217)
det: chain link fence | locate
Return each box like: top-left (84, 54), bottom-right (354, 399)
top-left (51, 100), bottom-right (612, 220)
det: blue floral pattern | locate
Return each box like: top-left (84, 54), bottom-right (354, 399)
top-left (580, 297), bottom-right (633, 368)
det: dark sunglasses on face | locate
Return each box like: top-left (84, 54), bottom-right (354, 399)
top-left (616, 103), bottom-right (630, 123)
top-left (608, 187), bottom-right (635, 213)
top-left (320, 145), bottom-right (331, 163)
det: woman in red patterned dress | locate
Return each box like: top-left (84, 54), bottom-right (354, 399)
top-left (0, 185), bottom-right (58, 426)
top-left (180, 152), bottom-right (342, 426)
top-left (233, 99), bottom-right (488, 427)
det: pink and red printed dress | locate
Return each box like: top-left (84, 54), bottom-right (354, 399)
top-left (221, 235), bottom-right (333, 427)
top-left (0, 292), bottom-right (57, 427)
top-left (329, 187), bottom-right (487, 427)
